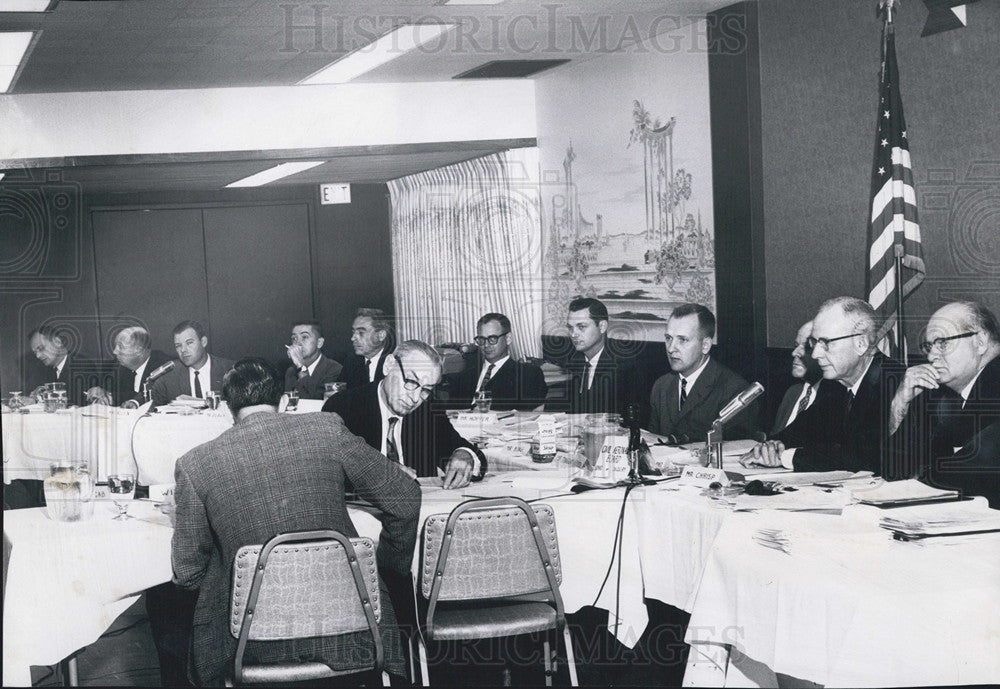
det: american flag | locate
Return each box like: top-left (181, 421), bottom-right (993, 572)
top-left (866, 18), bottom-right (925, 361)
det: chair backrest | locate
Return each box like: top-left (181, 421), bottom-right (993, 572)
top-left (420, 498), bottom-right (562, 601)
top-left (230, 531), bottom-right (381, 641)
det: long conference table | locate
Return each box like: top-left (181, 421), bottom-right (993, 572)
top-left (3, 406), bottom-right (1000, 687)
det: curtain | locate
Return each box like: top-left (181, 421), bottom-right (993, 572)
top-left (388, 147), bottom-right (544, 359)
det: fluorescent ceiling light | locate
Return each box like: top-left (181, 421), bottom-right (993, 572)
top-left (225, 161), bottom-right (325, 188)
top-left (299, 23), bottom-right (456, 85)
top-left (442, 0), bottom-right (506, 5)
top-left (0, 173), bottom-right (5, 182)
top-left (0, 32), bottom-right (34, 93)
top-left (0, 0), bottom-right (54, 11)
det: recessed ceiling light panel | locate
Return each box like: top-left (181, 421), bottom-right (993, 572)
top-left (298, 23), bottom-right (456, 85)
top-left (225, 161), bottom-right (325, 188)
top-left (0, 31), bottom-right (35, 93)
top-left (0, 0), bottom-right (55, 12)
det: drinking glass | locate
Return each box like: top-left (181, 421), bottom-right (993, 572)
top-left (473, 390), bottom-right (492, 413)
top-left (7, 391), bottom-right (25, 412)
top-left (108, 473), bottom-right (136, 520)
top-left (285, 390), bottom-right (299, 412)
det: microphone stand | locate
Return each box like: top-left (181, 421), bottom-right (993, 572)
top-left (706, 419), bottom-right (724, 469)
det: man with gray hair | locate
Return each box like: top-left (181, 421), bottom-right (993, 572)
top-left (110, 326), bottom-right (174, 407)
top-left (745, 296), bottom-right (905, 474)
top-left (889, 301), bottom-right (1000, 505)
top-left (338, 307), bottom-right (393, 389)
top-left (324, 339), bottom-right (486, 487)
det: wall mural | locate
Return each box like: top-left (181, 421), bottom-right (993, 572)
top-left (542, 101), bottom-right (715, 341)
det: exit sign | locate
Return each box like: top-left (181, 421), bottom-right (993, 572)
top-left (320, 183), bottom-right (351, 205)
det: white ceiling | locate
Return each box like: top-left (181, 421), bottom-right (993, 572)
top-left (1, 0), bottom-right (735, 188)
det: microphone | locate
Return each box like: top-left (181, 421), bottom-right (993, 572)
top-left (146, 361), bottom-right (175, 383)
top-left (715, 382), bottom-right (764, 426)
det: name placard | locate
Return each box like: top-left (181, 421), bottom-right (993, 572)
top-left (678, 466), bottom-right (731, 488)
top-left (593, 436), bottom-right (630, 479)
top-left (536, 417), bottom-right (557, 456)
top-left (149, 483), bottom-right (175, 502)
top-left (456, 412), bottom-right (498, 425)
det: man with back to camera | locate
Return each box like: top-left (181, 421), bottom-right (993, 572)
top-left (647, 303), bottom-right (759, 442)
top-left (770, 320), bottom-right (824, 434)
top-left (150, 320), bottom-right (233, 407)
top-left (172, 358), bottom-right (420, 684)
top-left (283, 319), bottom-right (342, 399)
top-left (338, 308), bottom-right (392, 389)
top-left (447, 312), bottom-right (548, 411)
top-left (745, 296), bottom-right (905, 475)
top-left (888, 301), bottom-right (1000, 505)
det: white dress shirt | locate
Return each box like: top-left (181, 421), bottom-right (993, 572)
top-left (189, 356), bottom-right (212, 397)
top-left (476, 355), bottom-right (509, 391)
top-left (54, 355), bottom-right (67, 380)
top-left (133, 356), bottom-right (151, 394)
top-left (583, 348), bottom-right (605, 391)
top-left (782, 380), bottom-right (819, 429)
top-left (299, 355), bottom-right (322, 378)
top-left (367, 349), bottom-right (385, 382)
top-left (678, 356), bottom-right (711, 408)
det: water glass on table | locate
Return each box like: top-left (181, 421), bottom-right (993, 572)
top-left (284, 390), bottom-right (299, 412)
top-left (324, 382), bottom-right (346, 400)
top-left (473, 390), bottom-right (492, 413)
top-left (108, 473), bottom-right (136, 520)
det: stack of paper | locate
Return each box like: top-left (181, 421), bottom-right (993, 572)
top-left (879, 500), bottom-right (1000, 540)
top-left (852, 479), bottom-right (958, 505)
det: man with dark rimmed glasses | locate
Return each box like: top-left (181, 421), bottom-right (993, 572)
top-left (323, 339), bottom-right (486, 488)
top-left (744, 296), bottom-right (905, 475)
top-left (888, 301), bottom-right (1000, 505)
top-left (445, 312), bottom-right (547, 411)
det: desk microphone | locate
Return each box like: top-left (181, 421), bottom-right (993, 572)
top-left (716, 382), bottom-right (764, 426)
top-left (146, 361), bottom-right (175, 383)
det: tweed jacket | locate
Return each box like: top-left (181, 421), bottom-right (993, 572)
top-left (149, 354), bottom-right (234, 407)
top-left (283, 353), bottom-right (344, 399)
top-left (172, 411), bottom-right (420, 684)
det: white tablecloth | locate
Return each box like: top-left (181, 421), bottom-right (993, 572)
top-left (3, 501), bottom-right (174, 686)
top-left (684, 509), bottom-right (1000, 687)
top-left (2, 408), bottom-right (233, 485)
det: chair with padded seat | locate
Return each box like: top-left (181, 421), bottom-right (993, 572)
top-left (415, 497), bottom-right (579, 686)
top-left (227, 529), bottom-right (390, 686)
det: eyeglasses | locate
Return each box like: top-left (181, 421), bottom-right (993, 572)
top-left (393, 355), bottom-right (437, 396)
top-left (473, 331), bottom-right (509, 346)
top-left (919, 331), bottom-right (976, 356)
top-left (806, 333), bottom-right (857, 350)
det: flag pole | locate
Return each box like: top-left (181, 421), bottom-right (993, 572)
top-left (894, 244), bottom-right (907, 364)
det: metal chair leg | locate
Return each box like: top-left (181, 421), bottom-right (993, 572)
top-left (418, 636), bottom-right (430, 686)
top-left (562, 627), bottom-right (579, 687)
top-left (408, 635), bottom-right (417, 685)
top-left (543, 639), bottom-right (553, 687)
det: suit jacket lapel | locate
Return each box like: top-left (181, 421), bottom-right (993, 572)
top-left (677, 359), bottom-right (718, 421)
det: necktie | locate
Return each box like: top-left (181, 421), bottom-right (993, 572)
top-left (386, 416), bottom-right (401, 464)
top-left (298, 366), bottom-right (308, 379)
top-left (845, 390), bottom-right (855, 418)
top-left (796, 386), bottom-right (812, 416)
top-left (679, 378), bottom-right (688, 410)
top-left (365, 359), bottom-right (373, 381)
top-left (193, 370), bottom-right (203, 398)
top-left (479, 363), bottom-right (494, 391)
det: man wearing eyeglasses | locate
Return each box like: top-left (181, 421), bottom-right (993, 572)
top-left (888, 301), bottom-right (1000, 505)
top-left (745, 296), bottom-right (905, 474)
top-left (447, 312), bottom-right (547, 411)
top-left (648, 303), bottom-right (758, 442)
top-left (323, 339), bottom-right (486, 488)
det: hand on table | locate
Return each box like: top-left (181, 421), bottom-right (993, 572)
top-left (739, 440), bottom-right (786, 468)
top-left (85, 386), bottom-right (113, 405)
top-left (442, 452), bottom-right (474, 489)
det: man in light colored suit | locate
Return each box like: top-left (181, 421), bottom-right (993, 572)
top-left (172, 358), bottom-right (420, 684)
top-left (648, 303), bottom-right (759, 442)
top-left (770, 320), bottom-right (824, 434)
top-left (150, 320), bottom-right (233, 407)
top-left (283, 319), bottom-right (342, 399)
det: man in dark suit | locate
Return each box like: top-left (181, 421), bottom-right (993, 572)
top-left (338, 308), bottom-right (392, 389)
top-left (27, 325), bottom-right (106, 407)
top-left (889, 301), bottom-right (1000, 504)
top-left (283, 319), bottom-right (342, 399)
top-left (172, 358), bottom-right (420, 685)
top-left (105, 326), bottom-right (173, 407)
top-left (565, 297), bottom-right (628, 415)
top-left (747, 297), bottom-right (904, 474)
top-left (648, 303), bottom-right (758, 442)
top-left (324, 340), bottom-right (486, 487)
top-left (150, 320), bottom-right (234, 407)
top-left (447, 312), bottom-right (547, 411)
top-left (770, 320), bottom-right (824, 435)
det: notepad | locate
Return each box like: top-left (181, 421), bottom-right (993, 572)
top-left (852, 479), bottom-right (958, 506)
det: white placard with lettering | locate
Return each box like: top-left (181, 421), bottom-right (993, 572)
top-left (456, 412), bottom-right (498, 426)
top-left (149, 483), bottom-right (175, 502)
top-left (678, 466), bottom-right (731, 488)
top-left (319, 183), bottom-right (351, 205)
top-left (593, 435), bottom-right (630, 480)
top-left (536, 417), bottom-right (557, 456)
